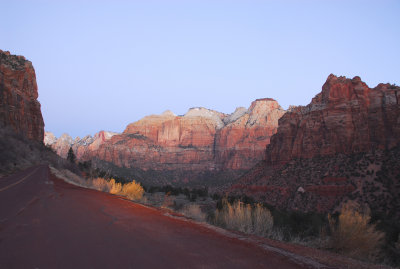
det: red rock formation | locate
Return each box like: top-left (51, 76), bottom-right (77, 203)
top-left (233, 75), bottom-right (400, 216)
top-left (45, 100), bottom-right (285, 185)
top-left (88, 100), bottom-right (284, 174)
top-left (0, 50), bottom-right (44, 141)
top-left (266, 74), bottom-right (400, 165)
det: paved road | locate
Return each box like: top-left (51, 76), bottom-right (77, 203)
top-left (0, 165), bottom-right (306, 269)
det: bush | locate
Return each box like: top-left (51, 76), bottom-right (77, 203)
top-left (214, 199), bottom-right (273, 237)
top-left (328, 200), bottom-right (384, 261)
top-left (120, 180), bottom-right (144, 200)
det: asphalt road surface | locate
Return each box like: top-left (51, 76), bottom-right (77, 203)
top-left (0, 165), bottom-right (307, 269)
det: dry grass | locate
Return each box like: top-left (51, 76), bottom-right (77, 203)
top-left (50, 167), bottom-right (144, 201)
top-left (328, 200), bottom-right (385, 261)
top-left (214, 199), bottom-right (273, 237)
top-left (181, 204), bottom-right (207, 222)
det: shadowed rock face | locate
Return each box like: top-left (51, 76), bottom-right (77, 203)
top-left (0, 50), bottom-right (44, 142)
top-left (265, 74), bottom-right (400, 165)
top-left (233, 75), bottom-right (400, 217)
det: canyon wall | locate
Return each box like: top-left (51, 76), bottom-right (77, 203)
top-left (233, 75), bottom-right (400, 217)
top-left (265, 74), bottom-right (400, 165)
top-left (0, 50), bottom-right (44, 142)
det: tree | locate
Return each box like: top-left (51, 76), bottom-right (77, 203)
top-left (67, 147), bottom-right (76, 163)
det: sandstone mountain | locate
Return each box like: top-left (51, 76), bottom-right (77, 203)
top-left (45, 99), bottom-right (285, 186)
top-left (0, 50), bottom-right (44, 142)
top-left (232, 75), bottom-right (400, 219)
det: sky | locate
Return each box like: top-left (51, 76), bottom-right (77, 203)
top-left (1, 0), bottom-right (399, 138)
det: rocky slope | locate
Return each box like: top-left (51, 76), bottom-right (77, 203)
top-left (46, 99), bottom-right (285, 186)
top-left (0, 50), bottom-right (44, 142)
top-left (232, 75), bottom-right (400, 218)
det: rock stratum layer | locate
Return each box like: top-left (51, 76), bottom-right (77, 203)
top-left (233, 75), bottom-right (400, 218)
top-left (0, 50), bottom-right (44, 142)
top-left (46, 99), bottom-right (285, 186)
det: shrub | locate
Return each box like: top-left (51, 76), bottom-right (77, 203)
top-left (120, 180), bottom-right (144, 200)
top-left (109, 179), bottom-right (122, 194)
top-left (328, 200), bottom-right (384, 261)
top-left (214, 199), bottom-right (273, 237)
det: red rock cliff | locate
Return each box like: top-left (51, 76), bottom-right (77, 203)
top-left (266, 74), bottom-right (400, 165)
top-left (88, 100), bottom-right (284, 173)
top-left (233, 75), bottom-right (400, 216)
top-left (0, 50), bottom-right (44, 142)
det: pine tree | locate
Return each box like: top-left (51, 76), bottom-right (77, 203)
top-left (67, 146), bottom-right (76, 163)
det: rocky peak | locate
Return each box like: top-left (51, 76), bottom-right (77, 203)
top-left (311, 74), bottom-right (370, 105)
top-left (44, 132), bottom-right (57, 145)
top-left (76, 135), bottom-right (94, 146)
top-left (93, 130), bottom-right (118, 142)
top-left (247, 98), bottom-right (284, 127)
top-left (58, 133), bottom-right (73, 145)
top-left (184, 107), bottom-right (226, 129)
top-left (161, 110), bottom-right (176, 117)
top-left (223, 107), bottom-right (248, 125)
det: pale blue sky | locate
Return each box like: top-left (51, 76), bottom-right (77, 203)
top-left (1, 0), bottom-right (399, 138)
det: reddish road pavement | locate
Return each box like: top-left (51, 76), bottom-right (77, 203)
top-left (0, 165), bottom-right (308, 269)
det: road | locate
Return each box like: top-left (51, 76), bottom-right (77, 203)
top-left (0, 165), bottom-right (307, 269)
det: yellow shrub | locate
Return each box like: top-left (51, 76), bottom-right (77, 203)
top-left (329, 201), bottom-right (384, 261)
top-left (109, 179), bottom-right (122, 194)
top-left (87, 177), bottom-right (144, 201)
top-left (120, 180), bottom-right (144, 201)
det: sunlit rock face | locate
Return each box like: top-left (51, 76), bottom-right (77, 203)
top-left (44, 133), bottom-right (73, 158)
top-left (215, 99), bottom-right (285, 170)
top-left (232, 75), bottom-right (400, 218)
top-left (0, 50), bottom-right (44, 141)
top-left (88, 100), bottom-right (285, 173)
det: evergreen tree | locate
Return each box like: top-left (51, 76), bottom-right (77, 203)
top-left (67, 147), bottom-right (76, 163)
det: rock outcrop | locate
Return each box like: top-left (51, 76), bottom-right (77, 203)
top-left (45, 99), bottom-right (285, 186)
top-left (233, 75), bottom-right (400, 218)
top-left (0, 50), bottom-right (44, 141)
